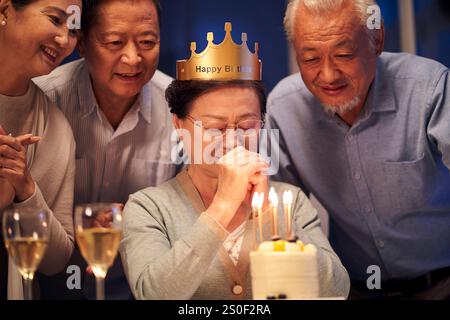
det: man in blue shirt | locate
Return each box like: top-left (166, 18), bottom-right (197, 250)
top-left (267, 0), bottom-right (450, 299)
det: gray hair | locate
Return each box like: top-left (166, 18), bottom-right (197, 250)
top-left (284, 0), bottom-right (382, 44)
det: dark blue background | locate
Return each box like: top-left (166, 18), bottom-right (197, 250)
top-left (64, 0), bottom-right (450, 91)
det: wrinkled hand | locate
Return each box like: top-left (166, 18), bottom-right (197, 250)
top-left (206, 146), bottom-right (269, 228)
top-left (215, 146), bottom-right (268, 207)
top-left (0, 126), bottom-right (40, 202)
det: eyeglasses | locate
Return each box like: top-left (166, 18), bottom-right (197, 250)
top-left (185, 115), bottom-right (265, 138)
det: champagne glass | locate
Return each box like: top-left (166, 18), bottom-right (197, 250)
top-left (75, 203), bottom-right (123, 300)
top-left (2, 208), bottom-right (49, 300)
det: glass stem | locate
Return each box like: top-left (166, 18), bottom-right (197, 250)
top-left (96, 276), bottom-right (105, 300)
top-left (23, 277), bottom-right (33, 300)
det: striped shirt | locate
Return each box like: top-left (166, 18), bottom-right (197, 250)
top-left (34, 59), bottom-right (180, 206)
top-left (33, 59), bottom-right (181, 299)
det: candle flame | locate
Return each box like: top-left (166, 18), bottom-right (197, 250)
top-left (252, 192), bottom-right (260, 209)
top-left (252, 192), bottom-right (265, 209)
top-left (283, 190), bottom-right (293, 205)
top-left (269, 187), bottom-right (278, 207)
top-left (258, 192), bottom-right (264, 209)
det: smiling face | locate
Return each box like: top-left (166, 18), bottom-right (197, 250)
top-left (78, 0), bottom-right (160, 103)
top-left (293, 1), bottom-right (383, 115)
top-left (173, 85), bottom-right (263, 176)
top-left (0, 0), bottom-right (80, 78)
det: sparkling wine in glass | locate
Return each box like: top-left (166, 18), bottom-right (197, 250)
top-left (75, 203), bottom-right (123, 300)
top-left (2, 208), bottom-right (49, 300)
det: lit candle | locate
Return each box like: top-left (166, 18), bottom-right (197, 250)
top-left (257, 192), bottom-right (264, 244)
top-left (268, 187), bottom-right (280, 241)
top-left (283, 190), bottom-right (293, 240)
top-left (251, 192), bottom-right (259, 250)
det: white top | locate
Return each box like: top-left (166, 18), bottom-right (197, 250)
top-left (0, 82), bottom-right (76, 299)
top-left (34, 59), bottom-right (180, 205)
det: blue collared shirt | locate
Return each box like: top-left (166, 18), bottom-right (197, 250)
top-left (266, 52), bottom-right (450, 281)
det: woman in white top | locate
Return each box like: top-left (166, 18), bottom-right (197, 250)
top-left (0, 0), bottom-right (81, 299)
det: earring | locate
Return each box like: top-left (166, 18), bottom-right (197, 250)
top-left (1, 20), bottom-right (6, 26)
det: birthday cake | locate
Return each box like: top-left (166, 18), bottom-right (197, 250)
top-left (250, 240), bottom-right (320, 300)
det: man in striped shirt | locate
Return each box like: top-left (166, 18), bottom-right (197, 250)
top-left (34, 0), bottom-right (181, 299)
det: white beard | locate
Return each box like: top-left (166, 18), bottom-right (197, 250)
top-left (322, 96), bottom-right (361, 116)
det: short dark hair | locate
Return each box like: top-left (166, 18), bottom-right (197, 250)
top-left (11, 0), bottom-right (38, 10)
top-left (165, 80), bottom-right (267, 119)
top-left (81, 0), bottom-right (161, 33)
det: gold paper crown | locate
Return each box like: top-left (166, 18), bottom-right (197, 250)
top-left (176, 22), bottom-right (262, 81)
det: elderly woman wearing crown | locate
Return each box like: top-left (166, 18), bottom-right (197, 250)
top-left (120, 23), bottom-right (350, 300)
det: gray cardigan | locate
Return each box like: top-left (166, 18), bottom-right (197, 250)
top-left (120, 170), bottom-right (350, 300)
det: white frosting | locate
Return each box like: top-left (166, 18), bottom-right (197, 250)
top-left (250, 241), bottom-right (320, 299)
